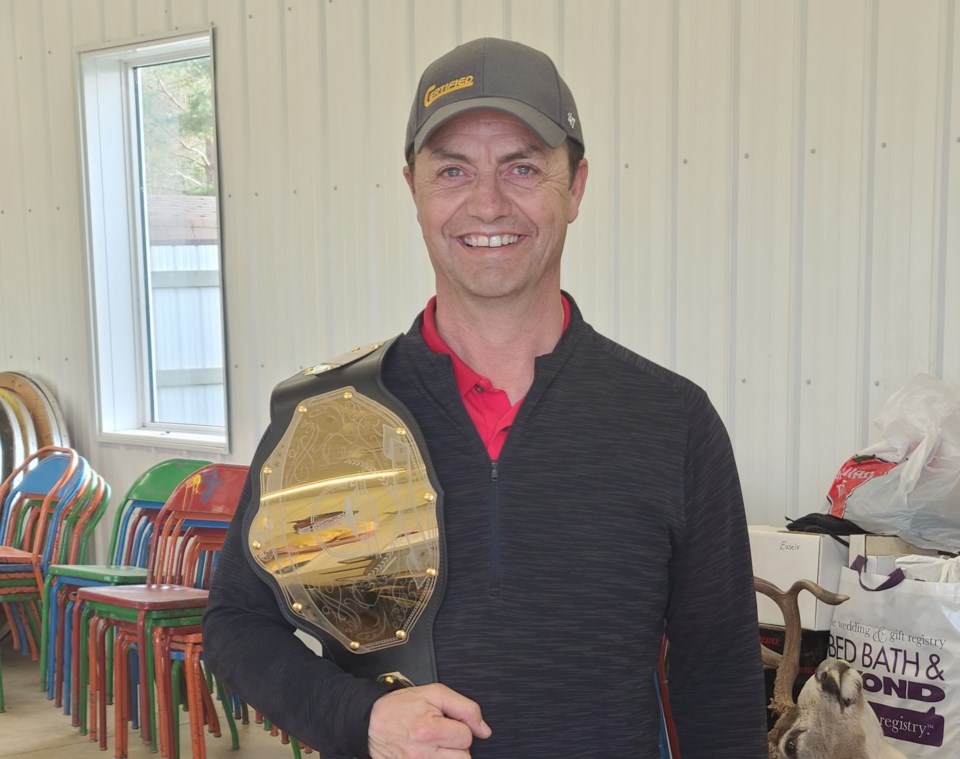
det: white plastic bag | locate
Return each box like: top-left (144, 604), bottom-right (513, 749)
top-left (895, 555), bottom-right (960, 584)
top-left (843, 374), bottom-right (960, 552)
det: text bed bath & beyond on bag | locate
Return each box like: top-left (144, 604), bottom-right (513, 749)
top-left (829, 556), bottom-right (960, 756)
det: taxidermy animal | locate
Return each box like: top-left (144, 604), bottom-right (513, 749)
top-left (767, 659), bottom-right (907, 759)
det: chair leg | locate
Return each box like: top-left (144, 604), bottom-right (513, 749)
top-left (214, 676), bottom-right (239, 750)
top-left (60, 597), bottom-right (74, 713)
top-left (0, 644), bottom-right (5, 713)
top-left (135, 614), bottom-right (153, 746)
top-left (74, 602), bottom-right (91, 732)
top-left (23, 601), bottom-right (41, 661)
top-left (152, 629), bottom-right (174, 759)
top-left (87, 615), bottom-right (100, 742)
top-left (40, 576), bottom-right (54, 688)
top-left (184, 644), bottom-right (206, 759)
top-left (3, 602), bottom-right (23, 655)
top-left (114, 630), bottom-right (130, 759)
top-left (198, 670), bottom-right (220, 739)
top-left (172, 659), bottom-right (183, 759)
top-left (96, 617), bottom-right (111, 750)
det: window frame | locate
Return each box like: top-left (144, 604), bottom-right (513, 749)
top-left (77, 28), bottom-right (230, 453)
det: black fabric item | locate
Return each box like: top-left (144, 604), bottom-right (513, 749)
top-left (203, 295), bottom-right (769, 758)
top-left (785, 512), bottom-right (867, 537)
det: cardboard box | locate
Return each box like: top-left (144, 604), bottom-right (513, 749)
top-left (847, 534), bottom-right (939, 574)
top-left (749, 525), bottom-right (847, 630)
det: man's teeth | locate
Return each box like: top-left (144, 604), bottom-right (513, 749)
top-left (463, 234), bottom-right (520, 248)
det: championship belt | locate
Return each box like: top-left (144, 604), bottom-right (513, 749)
top-left (243, 338), bottom-right (445, 687)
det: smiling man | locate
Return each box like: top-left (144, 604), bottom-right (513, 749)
top-left (205, 38), bottom-right (768, 758)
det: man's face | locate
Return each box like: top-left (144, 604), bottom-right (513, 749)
top-left (404, 110), bottom-right (587, 307)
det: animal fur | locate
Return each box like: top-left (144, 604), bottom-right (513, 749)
top-left (768, 659), bottom-right (906, 759)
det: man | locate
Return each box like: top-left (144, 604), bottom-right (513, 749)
top-left (204, 37), bottom-right (768, 758)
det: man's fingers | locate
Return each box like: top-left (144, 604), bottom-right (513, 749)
top-left (429, 685), bottom-right (492, 739)
top-left (368, 684), bottom-right (491, 758)
top-left (409, 709), bottom-right (474, 749)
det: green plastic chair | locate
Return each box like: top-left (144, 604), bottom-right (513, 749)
top-left (75, 463), bottom-right (247, 754)
top-left (41, 457), bottom-right (209, 712)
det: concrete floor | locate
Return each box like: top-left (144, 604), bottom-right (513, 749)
top-left (0, 637), bottom-right (303, 758)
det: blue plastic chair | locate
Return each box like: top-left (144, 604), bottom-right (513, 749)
top-left (41, 457), bottom-right (210, 712)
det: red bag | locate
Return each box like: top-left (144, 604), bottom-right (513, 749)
top-left (826, 454), bottom-right (897, 518)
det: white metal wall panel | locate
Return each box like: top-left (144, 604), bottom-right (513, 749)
top-left (796, 0), bottom-right (874, 515)
top-left (42, 0), bottom-right (88, 426)
top-left (3, 0), bottom-right (960, 554)
top-left (171, 0), bottom-right (209, 32)
top-left (283, 0), bottom-right (327, 371)
top-left (324, 0), bottom-right (376, 349)
top-left (14, 2), bottom-right (50, 344)
top-left (675, 0), bottom-right (735, 415)
top-left (461, 0), bottom-right (505, 39)
top-left (732, 0), bottom-right (799, 518)
top-left (0, 2), bottom-right (28, 364)
top-left (561, 1), bottom-right (618, 339)
top-left (869, 0), bottom-right (942, 422)
top-left (71, 0), bottom-right (103, 47)
top-left (507, 0), bottom-right (559, 60)
top-left (367, 1), bottom-right (423, 334)
top-left (245, 0), bottom-right (295, 406)
top-left (208, 0), bottom-right (263, 454)
top-left (101, 0), bottom-right (135, 41)
top-left (134, 0), bottom-right (169, 36)
top-left (946, 1), bottom-right (960, 381)
top-left (614, 0), bottom-right (674, 366)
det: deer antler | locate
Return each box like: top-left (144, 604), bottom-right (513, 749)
top-left (755, 577), bottom-right (848, 716)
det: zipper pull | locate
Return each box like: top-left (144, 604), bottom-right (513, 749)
top-left (491, 461), bottom-right (499, 482)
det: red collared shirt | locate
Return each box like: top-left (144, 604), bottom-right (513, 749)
top-left (420, 296), bottom-right (570, 459)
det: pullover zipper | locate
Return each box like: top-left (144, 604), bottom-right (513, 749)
top-left (490, 460), bottom-right (501, 595)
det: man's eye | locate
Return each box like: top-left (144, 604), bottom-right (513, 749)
top-left (440, 167), bottom-right (463, 178)
top-left (513, 165), bottom-right (536, 176)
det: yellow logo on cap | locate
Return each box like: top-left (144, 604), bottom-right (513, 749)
top-left (424, 75), bottom-right (475, 108)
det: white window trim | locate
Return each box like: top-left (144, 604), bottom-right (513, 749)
top-left (77, 28), bottom-right (230, 453)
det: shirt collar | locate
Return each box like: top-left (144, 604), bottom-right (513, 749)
top-left (420, 295), bottom-right (572, 399)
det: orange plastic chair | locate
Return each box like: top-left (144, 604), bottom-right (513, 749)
top-left (42, 458), bottom-right (209, 711)
top-left (0, 448), bottom-right (107, 662)
top-left (75, 463), bottom-right (247, 757)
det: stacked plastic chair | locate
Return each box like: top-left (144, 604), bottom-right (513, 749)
top-left (0, 446), bottom-right (109, 711)
top-left (40, 458), bottom-right (210, 714)
top-left (74, 463), bottom-right (247, 758)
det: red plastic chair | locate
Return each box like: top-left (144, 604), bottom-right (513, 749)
top-left (75, 463), bottom-right (247, 757)
top-left (0, 448), bottom-right (107, 662)
top-left (42, 457), bottom-right (209, 711)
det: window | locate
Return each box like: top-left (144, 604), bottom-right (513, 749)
top-left (79, 31), bottom-right (228, 451)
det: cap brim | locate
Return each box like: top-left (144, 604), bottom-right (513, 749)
top-left (411, 97), bottom-right (568, 156)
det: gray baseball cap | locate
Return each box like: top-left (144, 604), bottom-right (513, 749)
top-left (405, 37), bottom-right (584, 161)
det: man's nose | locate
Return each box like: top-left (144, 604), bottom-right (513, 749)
top-left (465, 173), bottom-right (511, 221)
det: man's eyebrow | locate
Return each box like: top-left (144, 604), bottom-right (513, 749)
top-left (425, 144), bottom-right (548, 164)
top-left (499, 145), bottom-right (547, 163)
top-left (426, 148), bottom-right (471, 163)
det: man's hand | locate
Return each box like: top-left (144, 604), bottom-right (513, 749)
top-left (368, 683), bottom-right (492, 758)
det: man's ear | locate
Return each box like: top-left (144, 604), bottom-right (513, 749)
top-left (567, 158), bottom-right (588, 223)
top-left (403, 164), bottom-right (415, 196)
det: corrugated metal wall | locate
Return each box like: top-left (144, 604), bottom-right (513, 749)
top-left (1, 0), bottom-right (958, 553)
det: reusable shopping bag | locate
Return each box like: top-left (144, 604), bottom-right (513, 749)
top-left (829, 556), bottom-right (960, 757)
